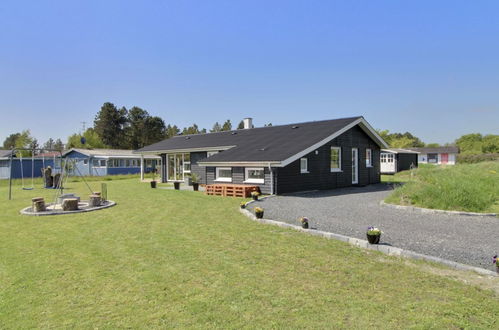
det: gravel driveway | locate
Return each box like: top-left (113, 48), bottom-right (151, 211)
top-left (247, 184), bottom-right (499, 270)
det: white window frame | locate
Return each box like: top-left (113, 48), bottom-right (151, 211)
top-left (244, 167), bottom-right (265, 184)
top-left (300, 158), bottom-right (308, 173)
top-left (330, 147), bottom-right (342, 172)
top-left (366, 148), bottom-right (372, 167)
top-left (93, 159), bottom-right (107, 168)
top-left (215, 167), bottom-right (232, 182)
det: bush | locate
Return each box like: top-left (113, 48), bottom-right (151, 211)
top-left (457, 153), bottom-right (499, 164)
top-left (385, 162), bottom-right (499, 213)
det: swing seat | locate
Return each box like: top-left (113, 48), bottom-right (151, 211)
top-left (22, 187), bottom-right (34, 190)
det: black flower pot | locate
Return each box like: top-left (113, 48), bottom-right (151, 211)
top-left (302, 222), bottom-right (309, 229)
top-left (192, 183), bottom-right (199, 191)
top-left (255, 211), bottom-right (264, 219)
top-left (366, 234), bottom-right (380, 244)
top-left (240, 204), bottom-right (246, 209)
top-left (174, 182), bottom-right (180, 190)
top-left (150, 181), bottom-right (157, 188)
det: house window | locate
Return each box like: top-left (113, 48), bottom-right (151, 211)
top-left (215, 167), bottom-right (232, 182)
top-left (245, 167), bottom-right (265, 183)
top-left (0, 160), bottom-right (9, 167)
top-left (83, 159), bottom-right (88, 165)
top-left (93, 159), bottom-right (106, 167)
top-left (427, 153), bottom-right (438, 163)
top-left (330, 147), bottom-right (342, 172)
top-left (300, 158), bottom-right (308, 173)
top-left (366, 149), bottom-right (372, 167)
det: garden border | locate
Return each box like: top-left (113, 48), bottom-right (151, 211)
top-left (380, 200), bottom-right (497, 217)
top-left (20, 200), bottom-right (117, 216)
top-left (240, 199), bottom-right (498, 277)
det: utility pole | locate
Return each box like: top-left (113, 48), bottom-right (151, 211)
top-left (80, 121), bottom-right (87, 134)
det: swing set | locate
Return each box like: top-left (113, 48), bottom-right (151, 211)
top-left (7, 148), bottom-right (64, 200)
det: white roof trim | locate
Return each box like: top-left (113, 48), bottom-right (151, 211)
top-left (277, 118), bottom-right (388, 167)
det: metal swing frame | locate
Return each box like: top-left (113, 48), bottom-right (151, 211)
top-left (7, 148), bottom-right (64, 200)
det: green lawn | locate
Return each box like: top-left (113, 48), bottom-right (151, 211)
top-left (384, 162), bottom-right (499, 213)
top-left (0, 178), bottom-right (498, 328)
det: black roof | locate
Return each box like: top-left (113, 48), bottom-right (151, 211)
top-left (137, 116), bottom-right (382, 163)
top-left (408, 147), bottom-right (459, 154)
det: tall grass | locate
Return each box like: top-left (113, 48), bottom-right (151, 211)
top-left (385, 161), bottom-right (499, 213)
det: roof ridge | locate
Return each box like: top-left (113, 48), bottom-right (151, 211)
top-left (172, 116), bottom-right (363, 138)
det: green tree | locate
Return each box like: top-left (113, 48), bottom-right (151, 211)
top-left (2, 130), bottom-right (35, 156)
top-left (211, 122), bottom-right (222, 133)
top-left (3, 133), bottom-right (21, 149)
top-left (142, 116), bottom-right (166, 146)
top-left (221, 120), bottom-right (232, 131)
top-left (53, 139), bottom-right (64, 151)
top-left (376, 129), bottom-right (425, 148)
top-left (237, 120), bottom-right (244, 129)
top-left (425, 143), bottom-right (440, 148)
top-left (125, 106), bottom-right (149, 149)
top-left (482, 134), bottom-right (499, 153)
top-left (43, 138), bottom-right (55, 150)
top-left (165, 125), bottom-right (180, 138)
top-left (94, 102), bottom-right (128, 148)
top-left (182, 124), bottom-right (201, 135)
top-left (67, 128), bottom-right (107, 149)
top-left (455, 133), bottom-right (483, 155)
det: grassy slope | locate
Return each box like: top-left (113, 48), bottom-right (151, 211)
top-left (384, 162), bottom-right (499, 213)
top-left (0, 179), bottom-right (498, 328)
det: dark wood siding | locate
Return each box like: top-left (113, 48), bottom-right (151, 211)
top-left (275, 125), bottom-right (380, 194)
top-left (190, 151), bottom-right (208, 184)
top-left (396, 153), bottom-right (418, 172)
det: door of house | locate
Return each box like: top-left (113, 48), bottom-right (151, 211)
top-left (380, 153), bottom-right (396, 173)
top-left (352, 148), bottom-right (358, 184)
top-left (441, 153), bottom-right (448, 164)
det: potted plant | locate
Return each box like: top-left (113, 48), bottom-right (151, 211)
top-left (191, 173), bottom-right (200, 191)
top-left (150, 167), bottom-right (157, 188)
top-left (251, 191), bottom-right (260, 201)
top-left (366, 226), bottom-right (382, 244)
top-left (494, 255), bottom-right (499, 274)
top-left (254, 207), bottom-right (264, 219)
top-left (299, 217), bottom-right (309, 229)
top-left (174, 182), bottom-right (181, 190)
top-left (240, 201), bottom-right (246, 209)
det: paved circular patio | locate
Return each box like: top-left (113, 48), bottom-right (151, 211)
top-left (247, 184), bottom-right (499, 270)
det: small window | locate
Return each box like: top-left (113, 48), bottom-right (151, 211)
top-left (100, 160), bottom-right (106, 167)
top-left (184, 162), bottom-right (191, 173)
top-left (330, 147), bottom-right (342, 172)
top-left (366, 149), bottom-right (372, 167)
top-left (300, 158), bottom-right (308, 173)
top-left (245, 167), bottom-right (264, 183)
top-left (93, 159), bottom-right (99, 167)
top-left (216, 167), bottom-right (232, 182)
top-left (428, 153), bottom-right (438, 163)
top-left (0, 160), bottom-right (9, 167)
top-left (83, 159), bottom-right (88, 165)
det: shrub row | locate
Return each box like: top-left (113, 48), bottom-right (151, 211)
top-left (457, 153), bottom-right (499, 164)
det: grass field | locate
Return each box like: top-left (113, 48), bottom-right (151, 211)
top-left (0, 178), bottom-right (498, 328)
top-left (383, 162), bottom-right (499, 213)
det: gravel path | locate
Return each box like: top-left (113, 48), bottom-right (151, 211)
top-left (247, 184), bottom-right (499, 270)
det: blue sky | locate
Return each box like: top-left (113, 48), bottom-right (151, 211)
top-left (0, 0), bottom-right (498, 145)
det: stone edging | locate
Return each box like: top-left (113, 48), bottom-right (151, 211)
top-left (20, 200), bottom-right (117, 216)
top-left (240, 201), bottom-right (498, 277)
top-left (380, 200), bottom-right (497, 217)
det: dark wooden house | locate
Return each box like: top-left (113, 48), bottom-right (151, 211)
top-left (137, 116), bottom-right (388, 194)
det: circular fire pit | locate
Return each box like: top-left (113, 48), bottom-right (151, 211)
top-left (20, 200), bottom-right (116, 216)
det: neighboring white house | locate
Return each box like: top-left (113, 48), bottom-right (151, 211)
top-left (407, 147), bottom-right (459, 165)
